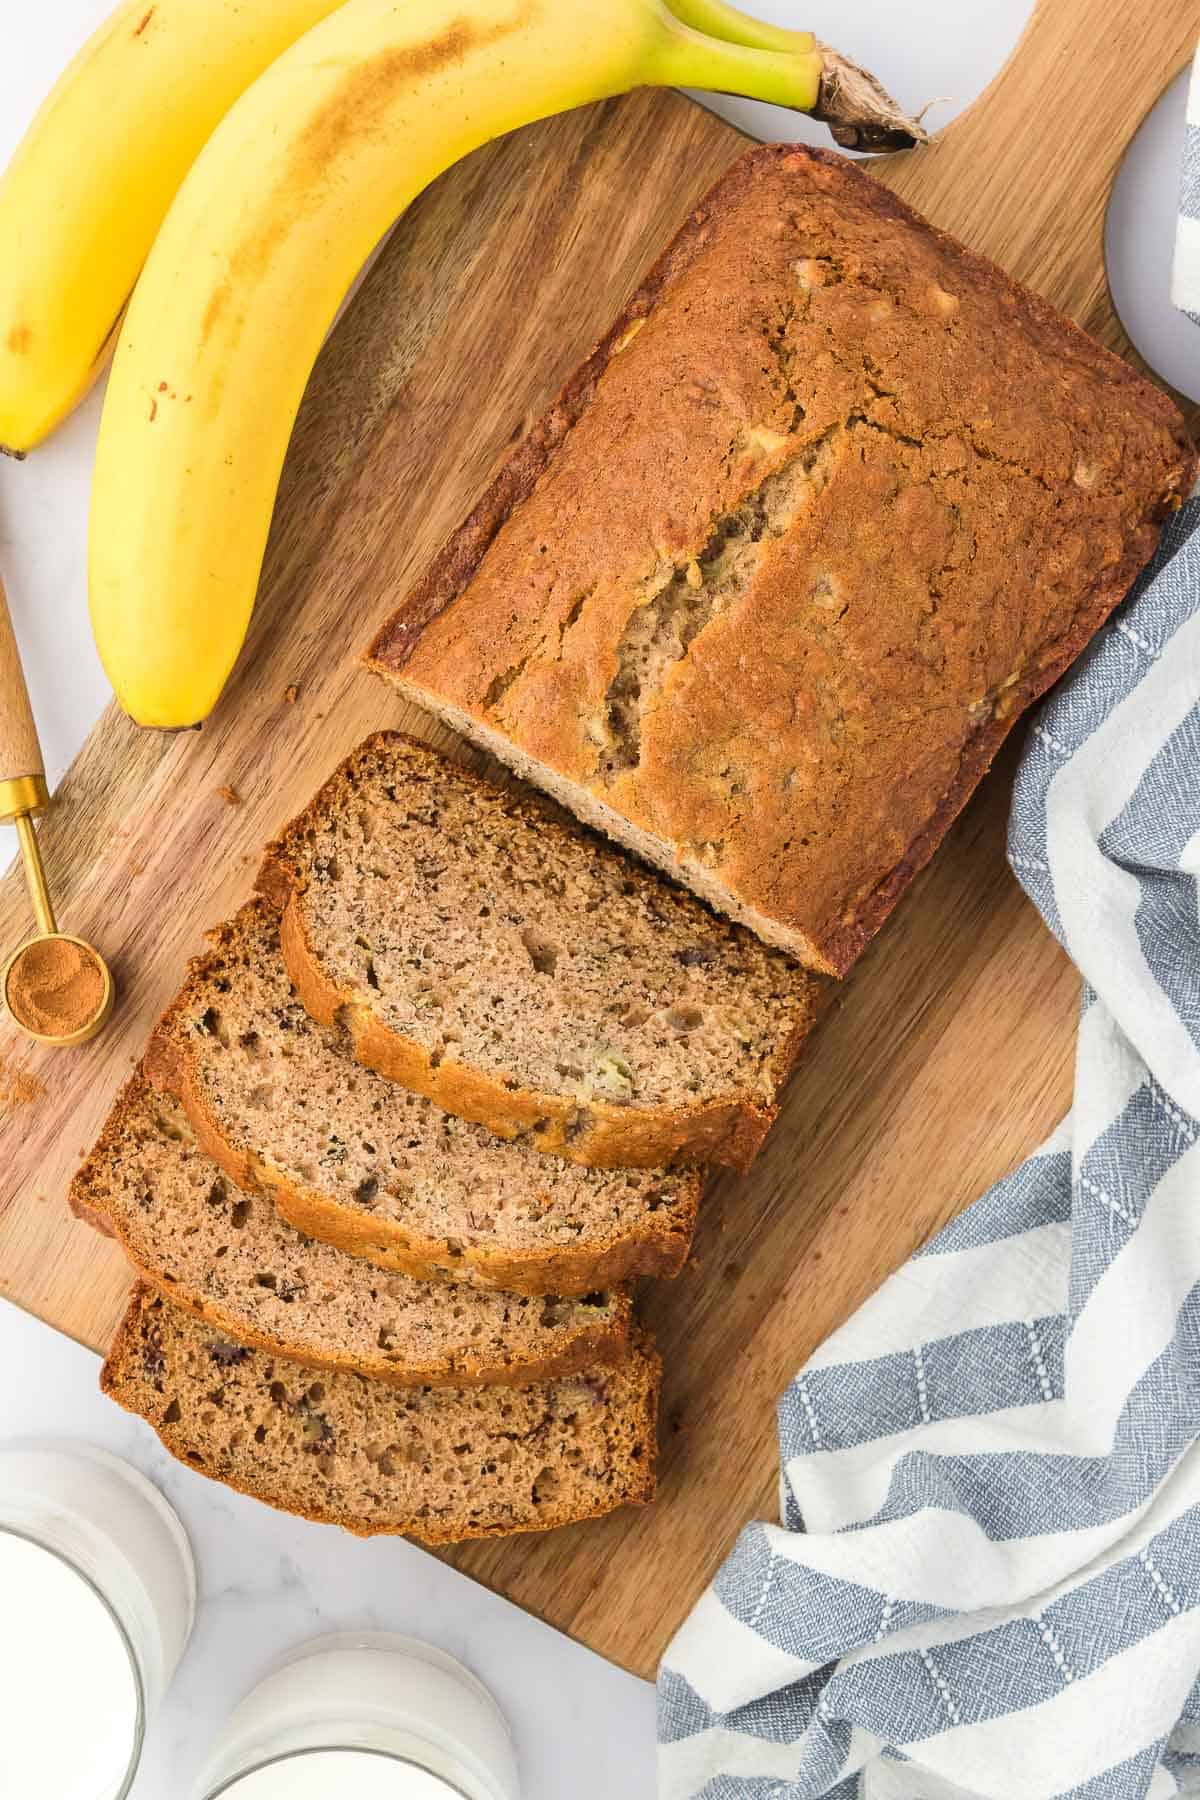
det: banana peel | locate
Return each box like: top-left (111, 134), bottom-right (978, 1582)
top-left (0, 0), bottom-right (357, 456)
top-left (0, 0), bottom-right (927, 725)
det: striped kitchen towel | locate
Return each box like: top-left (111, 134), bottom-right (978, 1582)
top-left (658, 117), bottom-right (1200, 1800)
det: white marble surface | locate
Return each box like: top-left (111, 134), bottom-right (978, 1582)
top-left (0, 3), bottom-right (1187, 1795)
top-left (0, 1296), bottom-right (658, 1800)
top-left (1107, 65), bottom-right (1200, 405)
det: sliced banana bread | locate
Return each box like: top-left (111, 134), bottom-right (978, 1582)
top-left (72, 1072), bottom-right (631, 1386)
top-left (256, 733), bottom-right (823, 1170)
top-left (103, 1286), bottom-right (659, 1543)
top-left (147, 901), bottom-right (699, 1294)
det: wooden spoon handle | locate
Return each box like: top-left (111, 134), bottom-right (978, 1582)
top-left (0, 575), bottom-right (47, 819)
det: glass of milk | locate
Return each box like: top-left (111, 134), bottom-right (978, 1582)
top-left (194, 1632), bottom-right (520, 1800)
top-left (0, 1439), bottom-right (196, 1800)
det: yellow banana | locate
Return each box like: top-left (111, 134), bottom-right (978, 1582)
top-left (88, 0), bottom-right (913, 728)
top-left (665, 0), bottom-right (818, 54)
top-left (0, 0), bottom-right (354, 454)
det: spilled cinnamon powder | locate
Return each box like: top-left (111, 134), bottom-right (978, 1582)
top-left (6, 938), bottom-right (104, 1038)
top-left (0, 1055), bottom-right (44, 1108)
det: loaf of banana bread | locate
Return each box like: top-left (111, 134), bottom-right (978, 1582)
top-left (367, 144), bottom-right (1196, 976)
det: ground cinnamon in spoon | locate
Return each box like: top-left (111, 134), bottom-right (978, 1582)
top-left (6, 938), bottom-right (104, 1037)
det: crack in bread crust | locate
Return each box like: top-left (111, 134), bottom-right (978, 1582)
top-left (592, 431), bottom-right (839, 788)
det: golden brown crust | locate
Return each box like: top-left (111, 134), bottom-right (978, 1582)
top-left (259, 730), bottom-right (822, 1170)
top-left (268, 1173), bottom-right (693, 1295)
top-left (158, 1017), bottom-right (694, 1294)
top-left (147, 895), bottom-right (704, 1293)
top-left (814, 544), bottom-right (1155, 968)
top-left (366, 144), bottom-right (1198, 978)
top-left (290, 871), bottom-right (774, 1171)
top-left (126, 1257), bottom-right (627, 1389)
top-left (101, 1288), bottom-right (659, 1544)
top-left (67, 1187), bottom-right (119, 1239)
top-left (76, 1070), bottom-right (633, 1384)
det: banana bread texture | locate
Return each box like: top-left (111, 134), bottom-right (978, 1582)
top-left (73, 1072), bottom-right (633, 1386)
top-left (148, 898), bottom-right (702, 1289)
top-left (103, 1286), bottom-right (660, 1544)
top-left (257, 733), bottom-right (823, 1171)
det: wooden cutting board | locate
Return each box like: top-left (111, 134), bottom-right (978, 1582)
top-left (1, 0), bottom-right (1197, 1681)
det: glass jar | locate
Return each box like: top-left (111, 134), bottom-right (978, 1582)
top-left (194, 1632), bottom-right (520, 1800)
top-left (0, 1438), bottom-right (196, 1800)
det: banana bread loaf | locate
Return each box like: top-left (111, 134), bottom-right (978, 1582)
top-left (103, 1286), bottom-right (659, 1543)
top-left (73, 1071), bottom-right (632, 1385)
top-left (257, 733), bottom-right (823, 1169)
top-left (148, 900), bottom-right (701, 1291)
top-left (366, 143), bottom-right (1197, 976)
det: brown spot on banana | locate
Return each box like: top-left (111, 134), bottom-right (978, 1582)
top-left (6, 324), bottom-right (31, 353)
top-left (196, 0), bottom-right (537, 358)
top-left (292, 2), bottom-right (535, 175)
top-left (201, 285), bottom-right (229, 347)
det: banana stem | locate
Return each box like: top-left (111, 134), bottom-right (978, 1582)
top-left (654, 13), bottom-right (822, 112)
top-left (810, 43), bottom-right (928, 151)
top-left (662, 0), bottom-right (815, 56)
top-left (655, 9), bottom-right (928, 151)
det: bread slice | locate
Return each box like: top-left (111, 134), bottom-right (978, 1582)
top-left (72, 1072), bottom-right (632, 1387)
top-left (103, 1286), bottom-right (659, 1543)
top-left (256, 733), bottom-right (823, 1171)
top-left (365, 144), bottom-right (1196, 976)
top-left (147, 901), bottom-right (699, 1294)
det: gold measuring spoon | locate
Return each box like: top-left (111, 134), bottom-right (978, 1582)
top-left (0, 575), bottom-right (113, 1046)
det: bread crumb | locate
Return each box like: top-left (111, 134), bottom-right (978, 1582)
top-left (283, 684), bottom-right (299, 705)
top-left (928, 283), bottom-right (960, 316)
top-left (0, 1057), bottom-right (45, 1109)
top-left (217, 785), bottom-right (241, 807)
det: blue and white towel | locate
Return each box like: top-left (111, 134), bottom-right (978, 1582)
top-left (658, 81), bottom-right (1200, 1800)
